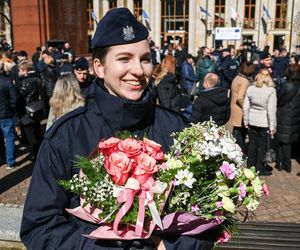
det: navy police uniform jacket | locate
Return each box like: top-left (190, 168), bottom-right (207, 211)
top-left (20, 80), bottom-right (215, 249)
top-left (219, 55), bottom-right (238, 89)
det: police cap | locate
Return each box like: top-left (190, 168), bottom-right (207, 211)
top-left (74, 57), bottom-right (89, 71)
top-left (91, 8), bottom-right (149, 49)
top-left (260, 51), bottom-right (271, 60)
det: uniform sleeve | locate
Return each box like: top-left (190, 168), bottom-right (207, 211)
top-left (20, 139), bottom-right (122, 250)
top-left (8, 80), bottom-right (17, 112)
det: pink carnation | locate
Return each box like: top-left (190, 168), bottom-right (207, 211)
top-left (217, 231), bottom-right (231, 244)
top-left (219, 162), bottom-right (236, 180)
top-left (238, 182), bottom-right (247, 201)
top-left (262, 183), bottom-right (270, 197)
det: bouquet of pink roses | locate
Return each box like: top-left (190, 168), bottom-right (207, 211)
top-left (58, 134), bottom-right (169, 240)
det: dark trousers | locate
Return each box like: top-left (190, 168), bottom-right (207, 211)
top-left (247, 126), bottom-right (268, 173)
top-left (232, 126), bottom-right (248, 154)
top-left (277, 142), bottom-right (292, 171)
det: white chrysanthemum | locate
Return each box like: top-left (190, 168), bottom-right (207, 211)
top-left (252, 177), bottom-right (263, 197)
top-left (175, 169), bottom-right (196, 188)
top-left (222, 196), bottom-right (235, 213)
top-left (246, 198), bottom-right (259, 211)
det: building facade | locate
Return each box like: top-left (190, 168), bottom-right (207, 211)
top-left (89, 0), bottom-right (300, 54)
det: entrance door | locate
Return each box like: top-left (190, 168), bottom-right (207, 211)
top-left (164, 32), bottom-right (186, 47)
top-left (273, 35), bottom-right (285, 50)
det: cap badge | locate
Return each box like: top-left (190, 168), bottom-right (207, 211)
top-left (122, 25), bottom-right (135, 41)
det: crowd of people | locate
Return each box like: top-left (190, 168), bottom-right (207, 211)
top-left (149, 39), bottom-right (300, 177)
top-left (0, 41), bottom-right (95, 169)
top-left (0, 6), bottom-right (297, 249)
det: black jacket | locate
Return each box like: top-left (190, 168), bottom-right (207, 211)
top-left (157, 72), bottom-right (181, 112)
top-left (0, 74), bottom-right (16, 119)
top-left (277, 81), bottom-right (300, 144)
top-left (20, 81), bottom-right (214, 249)
top-left (17, 72), bottom-right (42, 105)
top-left (41, 63), bottom-right (58, 97)
top-left (191, 87), bottom-right (230, 125)
top-left (219, 55), bottom-right (238, 89)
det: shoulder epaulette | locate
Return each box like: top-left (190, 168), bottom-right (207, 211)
top-left (44, 106), bottom-right (87, 139)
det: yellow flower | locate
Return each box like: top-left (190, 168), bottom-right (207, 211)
top-left (246, 198), bottom-right (259, 211)
top-left (252, 177), bottom-right (263, 197)
top-left (243, 168), bottom-right (255, 180)
top-left (222, 196), bottom-right (235, 213)
top-left (166, 158), bottom-right (183, 169)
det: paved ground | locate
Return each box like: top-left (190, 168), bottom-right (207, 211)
top-left (1, 141), bottom-right (300, 223)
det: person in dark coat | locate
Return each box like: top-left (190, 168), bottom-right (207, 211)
top-left (0, 60), bottom-right (17, 169)
top-left (40, 50), bottom-right (58, 114)
top-left (73, 56), bottom-right (95, 103)
top-left (276, 64), bottom-right (300, 173)
top-left (16, 60), bottom-right (43, 159)
top-left (20, 8), bottom-right (215, 250)
top-left (181, 54), bottom-right (196, 96)
top-left (191, 73), bottom-right (230, 125)
top-left (152, 64), bottom-right (181, 112)
top-left (219, 48), bottom-right (238, 89)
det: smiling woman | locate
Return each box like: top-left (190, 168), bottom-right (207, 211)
top-left (20, 7), bottom-right (215, 250)
top-left (93, 40), bottom-right (153, 100)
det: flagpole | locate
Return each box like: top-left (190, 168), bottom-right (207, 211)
top-left (289, 0), bottom-right (295, 52)
top-left (257, 0), bottom-right (262, 49)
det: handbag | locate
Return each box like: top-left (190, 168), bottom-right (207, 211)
top-left (25, 100), bottom-right (45, 121)
top-left (263, 134), bottom-right (277, 163)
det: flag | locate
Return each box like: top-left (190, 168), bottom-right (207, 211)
top-left (230, 7), bottom-right (240, 20)
top-left (200, 6), bottom-right (211, 17)
top-left (91, 11), bottom-right (97, 22)
top-left (263, 4), bottom-right (271, 19)
top-left (142, 9), bottom-right (149, 20)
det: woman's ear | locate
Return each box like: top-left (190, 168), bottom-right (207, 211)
top-left (93, 58), bottom-right (105, 79)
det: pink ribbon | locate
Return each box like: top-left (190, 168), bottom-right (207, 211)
top-left (113, 177), bottom-right (155, 236)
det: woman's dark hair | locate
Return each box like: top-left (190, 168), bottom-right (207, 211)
top-left (285, 64), bottom-right (300, 82)
top-left (239, 61), bottom-right (256, 77)
top-left (92, 47), bottom-right (111, 64)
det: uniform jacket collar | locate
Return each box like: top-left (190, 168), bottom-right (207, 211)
top-left (93, 79), bottom-right (155, 133)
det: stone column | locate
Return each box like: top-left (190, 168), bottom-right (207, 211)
top-left (127, 0), bottom-right (134, 12)
top-left (188, 0), bottom-right (196, 54)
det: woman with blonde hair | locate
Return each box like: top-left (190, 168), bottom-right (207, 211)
top-left (46, 74), bottom-right (84, 130)
top-left (243, 69), bottom-right (277, 176)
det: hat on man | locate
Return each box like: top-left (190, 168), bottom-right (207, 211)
top-left (222, 48), bottom-right (231, 53)
top-left (74, 57), bottom-right (89, 71)
top-left (91, 8), bottom-right (149, 49)
top-left (259, 51), bottom-right (271, 60)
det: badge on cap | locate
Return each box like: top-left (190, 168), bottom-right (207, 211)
top-left (123, 25), bottom-right (135, 41)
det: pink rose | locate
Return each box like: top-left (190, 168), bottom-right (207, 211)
top-left (118, 138), bottom-right (142, 158)
top-left (132, 152), bottom-right (158, 184)
top-left (104, 151), bottom-right (133, 185)
top-left (99, 137), bottom-right (120, 155)
top-left (143, 138), bottom-right (164, 161)
top-left (262, 183), bottom-right (270, 197)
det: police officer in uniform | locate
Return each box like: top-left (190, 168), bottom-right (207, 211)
top-left (219, 48), bottom-right (238, 89)
top-left (20, 8), bottom-right (215, 250)
top-left (73, 56), bottom-right (95, 103)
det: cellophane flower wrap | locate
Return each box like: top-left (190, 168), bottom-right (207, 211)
top-left (157, 120), bottom-right (269, 244)
top-left (58, 132), bottom-right (169, 240)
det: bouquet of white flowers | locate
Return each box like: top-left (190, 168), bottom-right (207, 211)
top-left (157, 120), bottom-right (269, 243)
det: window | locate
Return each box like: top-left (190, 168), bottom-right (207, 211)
top-left (214, 0), bottom-right (225, 27)
top-left (134, 0), bottom-right (142, 22)
top-left (161, 0), bottom-right (189, 47)
top-left (87, 0), bottom-right (94, 34)
top-left (243, 0), bottom-right (256, 29)
top-left (275, 0), bottom-right (288, 29)
top-left (109, 0), bottom-right (117, 9)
